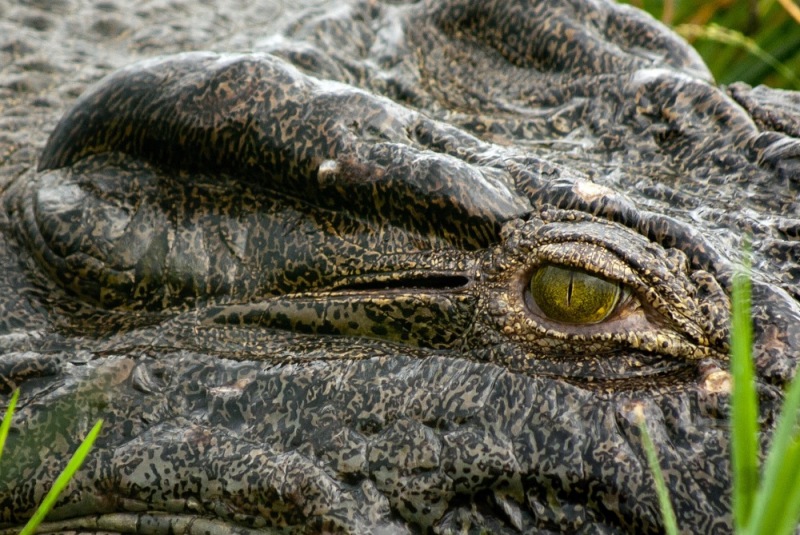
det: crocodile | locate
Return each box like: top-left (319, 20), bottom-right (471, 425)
top-left (0, 0), bottom-right (799, 533)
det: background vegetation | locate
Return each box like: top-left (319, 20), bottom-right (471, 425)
top-left (621, 0), bottom-right (800, 89)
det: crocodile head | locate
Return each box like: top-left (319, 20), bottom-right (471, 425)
top-left (1, 0), bottom-right (798, 533)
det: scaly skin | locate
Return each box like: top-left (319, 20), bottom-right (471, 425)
top-left (1, 0), bottom-right (799, 533)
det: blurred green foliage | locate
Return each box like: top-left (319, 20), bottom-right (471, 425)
top-left (621, 0), bottom-right (800, 88)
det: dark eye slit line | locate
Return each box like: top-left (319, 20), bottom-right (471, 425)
top-left (333, 275), bottom-right (470, 292)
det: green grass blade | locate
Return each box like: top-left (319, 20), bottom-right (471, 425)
top-left (746, 371), bottom-right (800, 535)
top-left (19, 419), bottom-right (104, 535)
top-left (730, 268), bottom-right (759, 531)
top-left (638, 417), bottom-right (679, 535)
top-left (0, 389), bottom-right (20, 464)
top-left (620, 0), bottom-right (800, 89)
top-left (771, 440), bottom-right (800, 535)
top-left (675, 23), bottom-right (800, 89)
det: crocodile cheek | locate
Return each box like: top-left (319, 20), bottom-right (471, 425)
top-left (202, 291), bottom-right (477, 350)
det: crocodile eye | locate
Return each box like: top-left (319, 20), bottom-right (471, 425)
top-left (529, 265), bottom-right (622, 324)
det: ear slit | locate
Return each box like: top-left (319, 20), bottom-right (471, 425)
top-left (334, 275), bottom-right (470, 292)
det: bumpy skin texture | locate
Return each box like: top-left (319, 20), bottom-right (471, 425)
top-left (0, 0), bottom-right (799, 534)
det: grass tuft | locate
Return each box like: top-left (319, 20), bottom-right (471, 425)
top-left (641, 260), bottom-right (800, 534)
top-left (0, 389), bottom-right (19, 465)
top-left (744, 358), bottom-right (800, 535)
top-left (622, 0), bottom-right (800, 89)
top-left (730, 264), bottom-right (759, 530)
top-left (676, 23), bottom-right (800, 89)
top-left (637, 415), bottom-right (679, 535)
top-left (1, 391), bottom-right (103, 534)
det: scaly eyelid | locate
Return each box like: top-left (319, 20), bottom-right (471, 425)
top-left (530, 242), bottom-right (643, 291)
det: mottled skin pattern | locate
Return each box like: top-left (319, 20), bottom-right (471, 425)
top-left (0, 0), bottom-right (799, 534)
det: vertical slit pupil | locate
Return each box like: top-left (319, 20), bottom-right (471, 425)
top-left (567, 271), bottom-right (574, 306)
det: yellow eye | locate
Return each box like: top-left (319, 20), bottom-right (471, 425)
top-left (529, 265), bottom-right (621, 324)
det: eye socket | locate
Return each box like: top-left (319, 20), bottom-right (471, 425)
top-left (529, 265), bottom-right (622, 324)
